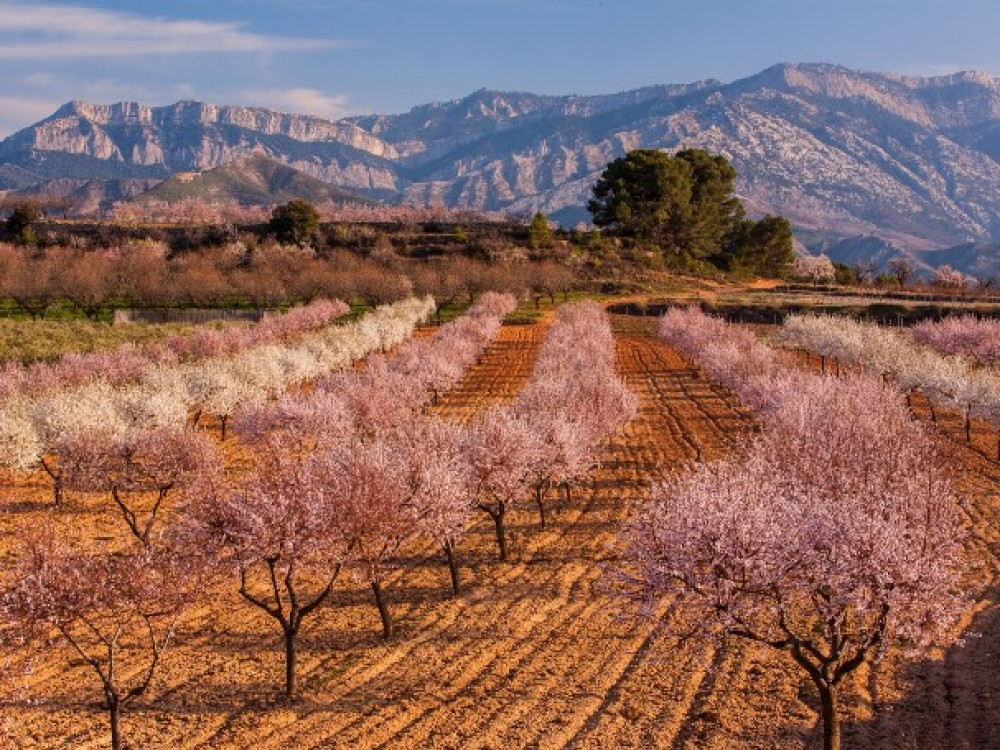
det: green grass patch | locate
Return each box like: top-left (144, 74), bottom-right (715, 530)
top-left (0, 318), bottom-right (202, 364)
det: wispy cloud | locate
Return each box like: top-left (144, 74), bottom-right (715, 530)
top-left (0, 3), bottom-right (339, 60)
top-left (235, 88), bottom-right (352, 120)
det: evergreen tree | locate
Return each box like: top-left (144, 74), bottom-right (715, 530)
top-left (5, 200), bottom-right (44, 244)
top-left (674, 149), bottom-right (744, 260)
top-left (721, 214), bottom-right (794, 275)
top-left (269, 199), bottom-right (321, 245)
top-left (589, 149), bottom-right (792, 274)
top-left (588, 149), bottom-right (691, 248)
top-left (527, 212), bottom-right (554, 250)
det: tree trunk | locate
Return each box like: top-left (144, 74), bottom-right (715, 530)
top-left (928, 400), bottom-right (937, 423)
top-left (477, 502), bottom-right (509, 561)
top-left (820, 354), bottom-right (826, 373)
top-left (817, 681), bottom-right (841, 750)
top-left (534, 484), bottom-right (547, 529)
top-left (284, 629), bottom-right (298, 699)
top-left (443, 540), bottom-right (460, 596)
top-left (39, 458), bottom-right (62, 508)
top-left (492, 501), bottom-right (508, 561)
top-left (52, 474), bottom-right (63, 508)
top-left (220, 415), bottom-right (229, 442)
top-left (563, 482), bottom-right (571, 505)
top-left (108, 696), bottom-right (122, 750)
top-left (965, 405), bottom-right (972, 443)
top-left (371, 580), bottom-right (394, 639)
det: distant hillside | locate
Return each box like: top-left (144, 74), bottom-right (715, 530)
top-left (806, 233), bottom-right (1000, 282)
top-left (7, 64), bottom-right (1000, 252)
top-left (135, 154), bottom-right (376, 207)
top-left (920, 242), bottom-right (1000, 280)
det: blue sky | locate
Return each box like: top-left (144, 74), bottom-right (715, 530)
top-left (0, 0), bottom-right (998, 135)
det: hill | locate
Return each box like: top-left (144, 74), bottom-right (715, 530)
top-left (135, 154), bottom-right (375, 207)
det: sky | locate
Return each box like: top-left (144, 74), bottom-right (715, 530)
top-left (0, 0), bottom-right (999, 136)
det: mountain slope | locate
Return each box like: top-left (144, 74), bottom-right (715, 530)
top-left (5, 64), bottom-right (1000, 250)
top-left (136, 154), bottom-right (375, 207)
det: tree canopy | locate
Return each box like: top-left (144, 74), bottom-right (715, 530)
top-left (588, 148), bottom-right (793, 275)
top-left (4, 200), bottom-right (44, 244)
top-left (527, 212), bottom-right (554, 250)
top-left (269, 199), bottom-right (321, 245)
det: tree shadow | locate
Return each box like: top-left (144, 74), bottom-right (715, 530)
top-left (839, 587), bottom-right (1000, 750)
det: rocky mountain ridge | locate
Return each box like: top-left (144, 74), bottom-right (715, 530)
top-left (4, 63), bottom-right (1000, 256)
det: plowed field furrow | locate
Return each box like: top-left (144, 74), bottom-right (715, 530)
top-left (342, 332), bottom-right (753, 750)
top-left (208, 321), bottom-right (553, 750)
top-left (6, 314), bottom-right (815, 750)
top-left (253, 327), bottom-right (754, 750)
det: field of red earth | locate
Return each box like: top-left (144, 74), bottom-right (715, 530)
top-left (3, 312), bottom-right (1000, 748)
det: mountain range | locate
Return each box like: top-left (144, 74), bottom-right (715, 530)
top-left (4, 63), bottom-right (1000, 274)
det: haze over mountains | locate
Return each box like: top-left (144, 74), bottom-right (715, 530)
top-left (5, 63), bottom-right (1000, 274)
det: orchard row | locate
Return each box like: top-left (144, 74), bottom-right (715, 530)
top-left (2, 299), bottom-right (634, 750)
top-left (780, 313), bottom-right (1000, 451)
top-left (641, 306), bottom-right (968, 750)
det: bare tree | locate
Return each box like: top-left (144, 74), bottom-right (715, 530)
top-left (888, 256), bottom-right (915, 286)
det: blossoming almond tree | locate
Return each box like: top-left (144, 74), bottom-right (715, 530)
top-left (31, 383), bottom-right (127, 507)
top-left (319, 440), bottom-right (416, 639)
top-left (396, 418), bottom-right (473, 595)
top-left (513, 301), bottom-right (636, 524)
top-left (180, 441), bottom-right (346, 699)
top-left (912, 314), bottom-right (1000, 364)
top-left (5, 533), bottom-right (197, 750)
top-left (60, 426), bottom-right (220, 547)
top-left (623, 375), bottom-right (967, 750)
top-left (462, 407), bottom-right (541, 562)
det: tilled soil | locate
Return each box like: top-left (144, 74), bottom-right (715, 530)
top-left (2, 316), bottom-right (1000, 748)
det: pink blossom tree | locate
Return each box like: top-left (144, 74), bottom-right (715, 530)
top-left (623, 376), bottom-right (967, 750)
top-left (4, 533), bottom-right (196, 750)
top-left (912, 314), bottom-right (1000, 365)
top-left (180, 441), bottom-right (346, 699)
top-left (791, 253), bottom-right (836, 284)
top-left (232, 390), bottom-right (355, 453)
top-left (60, 426), bottom-right (220, 547)
top-left (319, 355), bottom-right (426, 439)
top-left (461, 408), bottom-right (541, 562)
top-left (932, 264), bottom-right (966, 288)
top-left (319, 440), bottom-right (416, 638)
top-left (396, 418), bottom-right (473, 595)
top-left (513, 301), bottom-right (636, 523)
